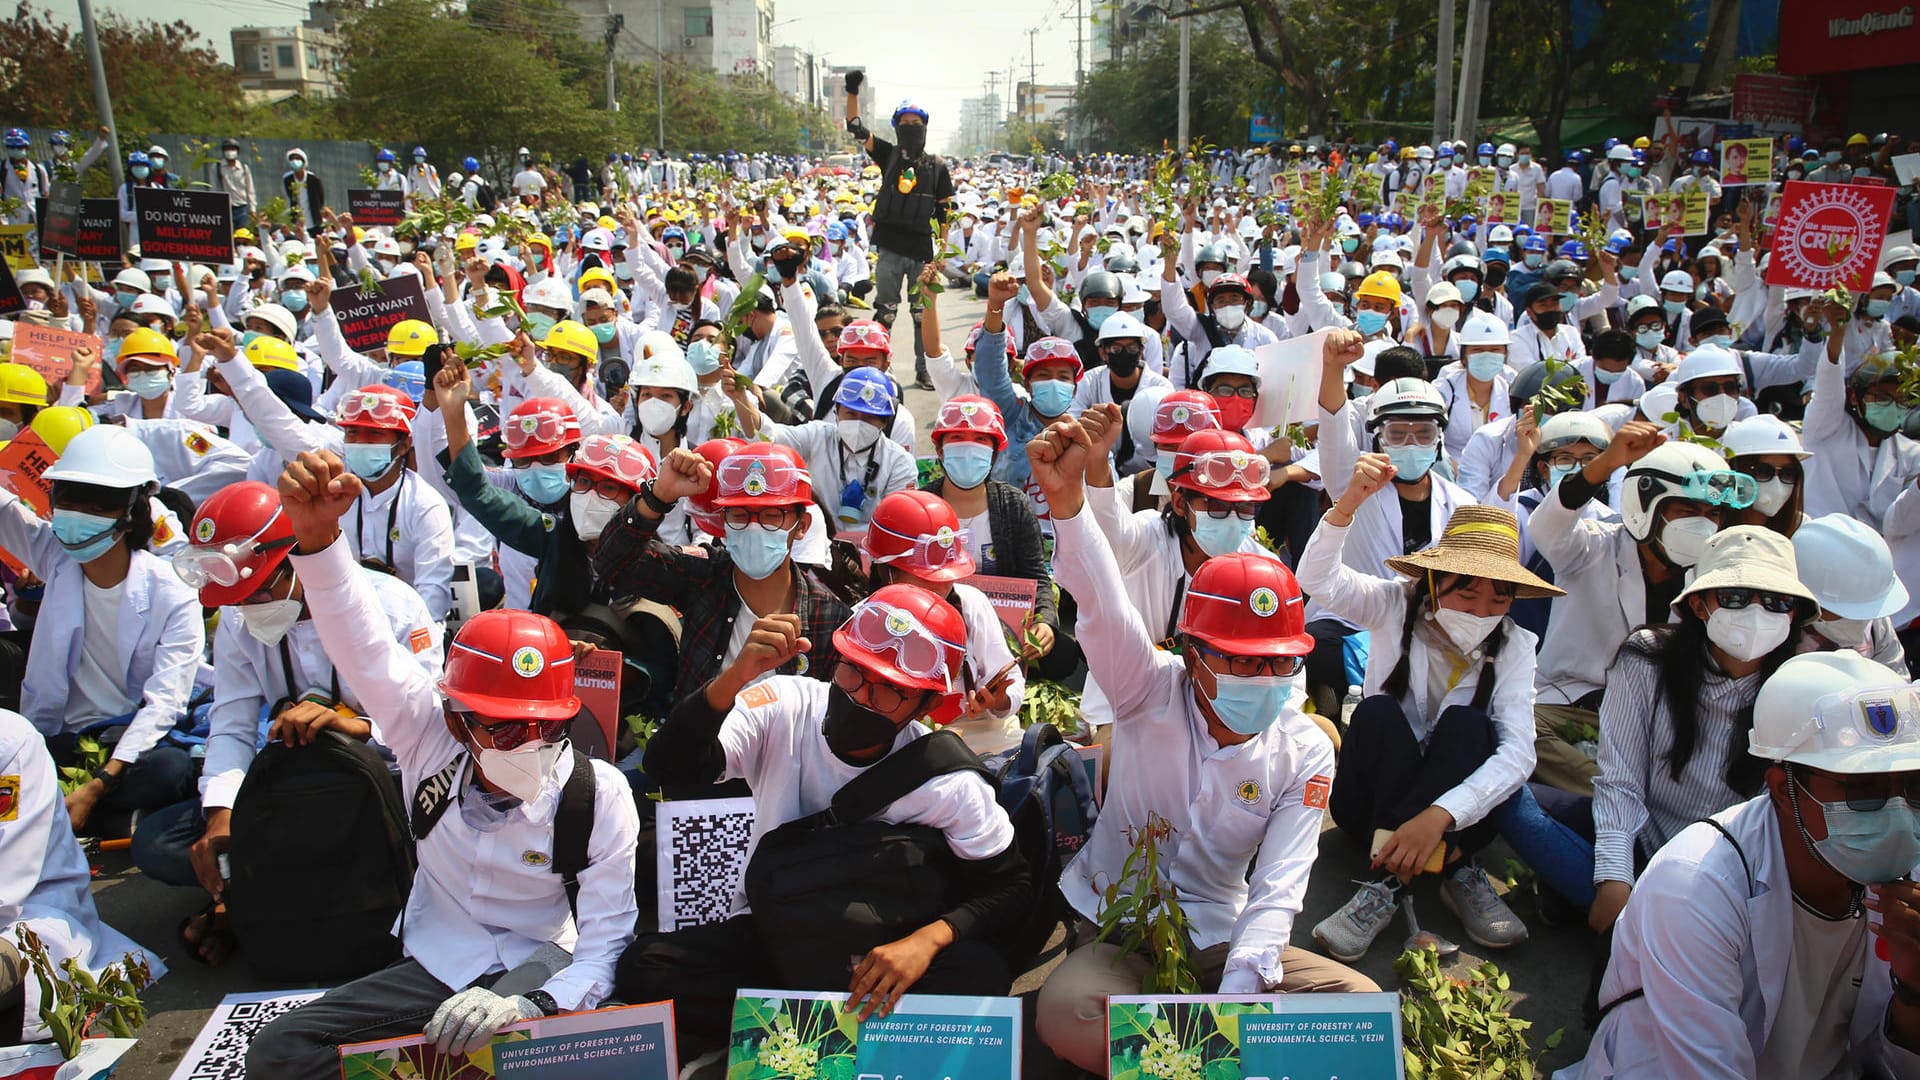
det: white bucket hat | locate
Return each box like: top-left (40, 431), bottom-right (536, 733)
top-left (1673, 525), bottom-right (1817, 610)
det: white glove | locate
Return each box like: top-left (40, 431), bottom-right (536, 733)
top-left (424, 986), bottom-right (543, 1056)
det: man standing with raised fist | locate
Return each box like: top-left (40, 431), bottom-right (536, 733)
top-left (845, 69), bottom-right (955, 391)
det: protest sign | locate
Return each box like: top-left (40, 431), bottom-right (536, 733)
top-left (0, 429), bottom-right (58, 569)
top-left (1894, 153), bottom-right (1920, 188)
top-left (0, 225), bottom-right (32, 270)
top-left (9, 323), bottom-right (103, 395)
top-left (340, 1001), bottom-right (678, 1079)
top-left (76, 198), bottom-right (122, 264)
top-left (38, 182), bottom-right (82, 258)
top-left (1533, 198), bottom-right (1573, 234)
top-left (961, 573), bottom-right (1038, 637)
top-left (730, 991), bottom-right (1021, 1079)
top-left (1252, 328), bottom-right (1332, 428)
top-left (571, 647), bottom-right (622, 761)
top-left (656, 796), bottom-right (755, 931)
top-left (347, 187), bottom-right (406, 228)
top-left (168, 990), bottom-right (327, 1080)
top-left (1, 1038), bottom-right (134, 1080)
top-left (1642, 191), bottom-right (1710, 236)
top-left (133, 187), bottom-right (233, 263)
top-left (330, 273), bottom-right (432, 354)
top-left (1109, 992), bottom-right (1404, 1079)
top-left (1732, 73), bottom-right (1814, 135)
top-left (0, 259), bottom-right (22, 317)
top-left (1765, 180), bottom-right (1896, 292)
top-left (1719, 138), bottom-right (1773, 186)
top-left (1480, 190), bottom-right (1514, 223)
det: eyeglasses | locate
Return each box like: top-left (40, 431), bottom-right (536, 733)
top-left (1377, 421), bottom-right (1442, 448)
top-left (722, 506), bottom-right (800, 530)
top-left (842, 601), bottom-right (961, 688)
top-left (1184, 493), bottom-right (1259, 520)
top-left (1175, 449), bottom-right (1271, 492)
top-left (1208, 384), bottom-right (1259, 401)
top-left (716, 455), bottom-right (809, 501)
top-left (1794, 764), bottom-right (1920, 812)
top-left (1194, 641), bottom-right (1304, 678)
top-left (509, 448), bottom-right (570, 470)
top-left (502, 408), bottom-right (579, 450)
top-left (570, 473), bottom-right (635, 501)
top-left (1545, 453), bottom-right (1600, 470)
top-left (1712, 588), bottom-right (1799, 615)
top-left (831, 662), bottom-right (917, 714)
top-left (818, 323), bottom-right (847, 343)
top-left (1686, 378), bottom-right (1742, 398)
top-left (458, 710), bottom-right (568, 752)
top-left (1734, 461), bottom-right (1801, 483)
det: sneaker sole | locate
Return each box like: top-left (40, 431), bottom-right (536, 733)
top-left (1312, 924), bottom-right (1376, 964)
top-left (1439, 886), bottom-right (1529, 950)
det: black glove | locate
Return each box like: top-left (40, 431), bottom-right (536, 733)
top-left (847, 118), bottom-right (870, 142)
top-left (770, 252), bottom-right (805, 281)
top-left (844, 70), bottom-right (864, 94)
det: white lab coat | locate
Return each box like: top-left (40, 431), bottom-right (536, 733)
top-left (1526, 479), bottom-right (1660, 706)
top-left (123, 417), bottom-right (251, 505)
top-left (1562, 795), bottom-right (1920, 1078)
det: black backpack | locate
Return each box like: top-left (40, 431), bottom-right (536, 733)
top-left (981, 723), bottom-right (1100, 965)
top-left (474, 179), bottom-right (499, 212)
top-left (225, 731), bottom-right (415, 981)
top-left (412, 746), bottom-right (597, 917)
top-left (743, 730), bottom-right (993, 987)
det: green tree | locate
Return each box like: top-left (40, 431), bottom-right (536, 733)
top-left (1075, 13), bottom-right (1282, 150)
top-left (0, 2), bottom-right (244, 135)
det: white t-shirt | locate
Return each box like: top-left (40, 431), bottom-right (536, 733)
top-left (959, 510), bottom-right (990, 567)
top-left (1756, 899), bottom-right (1867, 1079)
top-left (511, 168), bottom-right (546, 197)
top-left (723, 583), bottom-right (781, 688)
top-left (72, 577), bottom-right (134, 724)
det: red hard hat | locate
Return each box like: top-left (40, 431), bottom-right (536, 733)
top-left (687, 437), bottom-right (748, 536)
top-left (567, 434), bottom-right (657, 492)
top-left (838, 320), bottom-right (892, 356)
top-left (931, 395), bottom-right (1008, 452)
top-left (711, 442), bottom-right (812, 508)
top-left (501, 396), bottom-right (582, 460)
top-left (1208, 272), bottom-right (1252, 298)
top-left (439, 608), bottom-right (582, 721)
top-left (174, 481), bottom-right (295, 607)
top-left (336, 384), bottom-right (418, 435)
top-left (864, 490), bottom-right (976, 582)
top-left (1151, 389), bottom-right (1222, 448)
top-left (1021, 336), bottom-right (1084, 383)
top-left (1178, 553), bottom-right (1312, 655)
top-left (1166, 429), bottom-right (1272, 503)
top-left (833, 584), bottom-right (969, 699)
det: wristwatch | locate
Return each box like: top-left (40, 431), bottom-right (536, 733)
top-left (524, 989), bottom-right (560, 1016)
top-left (92, 765), bottom-right (123, 794)
top-left (638, 479), bottom-right (674, 516)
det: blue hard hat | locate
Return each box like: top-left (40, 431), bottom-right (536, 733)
top-left (462, 155), bottom-right (479, 172)
top-left (1483, 247), bottom-right (1511, 263)
top-left (1602, 137), bottom-right (1619, 151)
top-left (1437, 144), bottom-right (1454, 158)
top-left (127, 150), bottom-right (149, 166)
top-left (50, 130), bottom-right (70, 147)
top-left (1662, 238), bottom-right (1681, 253)
top-left (1513, 223), bottom-right (1533, 237)
top-left (1477, 142), bottom-right (1495, 156)
top-left (1787, 136), bottom-right (1805, 155)
top-left (1558, 239), bottom-right (1588, 262)
top-left (412, 145), bottom-right (427, 156)
top-left (1521, 235), bottom-right (1548, 253)
top-left (1356, 212), bottom-right (1376, 228)
top-left (835, 367), bottom-right (898, 418)
top-left (1383, 139), bottom-right (1399, 154)
top-left (3, 128), bottom-right (26, 148)
top-left (385, 361), bottom-right (427, 404)
top-left (376, 147), bottom-right (395, 162)
top-left (1690, 148), bottom-right (1712, 165)
top-left (661, 226), bottom-right (686, 242)
top-left (1633, 149), bottom-right (1648, 165)
top-left (825, 221), bottom-right (848, 241)
top-left (892, 99), bottom-right (929, 125)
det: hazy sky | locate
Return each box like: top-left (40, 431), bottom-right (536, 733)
top-left (41, 0), bottom-right (1090, 145)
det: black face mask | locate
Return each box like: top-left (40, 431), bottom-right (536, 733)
top-left (1534, 309), bottom-right (1564, 334)
top-left (895, 124), bottom-right (927, 159)
top-left (1105, 345), bottom-right (1142, 377)
top-left (823, 684), bottom-right (905, 764)
top-left (1485, 265), bottom-right (1508, 288)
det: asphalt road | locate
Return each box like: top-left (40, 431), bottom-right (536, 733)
top-left (90, 288), bottom-right (1589, 1078)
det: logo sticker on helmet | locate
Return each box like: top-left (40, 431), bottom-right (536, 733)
top-left (884, 610), bottom-right (913, 637)
top-left (194, 518), bottom-right (216, 543)
top-left (1249, 587), bottom-right (1280, 617)
top-left (511, 646), bottom-right (546, 678)
top-left (1863, 699), bottom-right (1900, 739)
top-left (1171, 406), bottom-right (1190, 423)
top-left (933, 525), bottom-right (955, 548)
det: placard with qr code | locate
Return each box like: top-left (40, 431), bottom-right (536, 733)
top-left (655, 796), bottom-right (756, 932)
top-left (168, 989), bottom-right (325, 1080)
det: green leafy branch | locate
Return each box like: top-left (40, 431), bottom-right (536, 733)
top-left (1017, 677), bottom-right (1080, 736)
top-left (453, 340), bottom-right (510, 370)
top-left (1036, 171), bottom-right (1077, 202)
top-left (56, 735), bottom-right (107, 795)
top-left (1397, 945), bottom-right (1560, 1079)
top-left (16, 925), bottom-right (152, 1060)
top-left (1096, 813), bottom-right (1200, 994)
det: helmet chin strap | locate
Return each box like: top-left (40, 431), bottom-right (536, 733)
top-left (1784, 767), bottom-right (1866, 918)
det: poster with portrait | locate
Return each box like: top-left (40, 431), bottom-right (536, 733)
top-left (1719, 138), bottom-right (1773, 187)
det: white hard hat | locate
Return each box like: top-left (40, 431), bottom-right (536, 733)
top-left (1496, 143), bottom-right (1516, 156)
top-left (1199, 345), bottom-right (1259, 387)
top-left (1673, 344), bottom-right (1742, 386)
top-left (1659, 270), bottom-right (1696, 293)
top-left (1318, 271), bottom-right (1346, 295)
top-left (1353, 338), bottom-right (1391, 378)
top-left (521, 276), bottom-right (574, 313)
top-left (1620, 441), bottom-right (1730, 541)
top-left (1750, 652), bottom-right (1920, 773)
top-left (1638, 381), bottom-right (1679, 424)
top-left (1721, 414), bottom-right (1810, 460)
top-left (14, 268), bottom-right (52, 291)
top-left (1486, 224), bottom-right (1514, 245)
top-left (1793, 514), bottom-right (1909, 620)
top-left (1537, 411), bottom-right (1612, 454)
top-left (1120, 278), bottom-right (1152, 305)
top-left (128, 294), bottom-right (175, 320)
top-left (1442, 253), bottom-right (1483, 278)
top-left (243, 302), bottom-right (298, 342)
top-left (1874, 271), bottom-right (1897, 290)
top-left (1095, 311), bottom-right (1148, 343)
top-left (370, 235), bottom-right (402, 258)
top-left (1458, 311), bottom-right (1510, 346)
top-left (1607, 144), bottom-right (1635, 162)
top-left (281, 262), bottom-right (316, 285)
top-left (1883, 244), bottom-right (1919, 266)
top-left (1366, 377), bottom-right (1446, 428)
top-left (581, 228), bottom-right (614, 252)
top-left (1426, 282), bottom-right (1462, 308)
top-left (111, 268), bottom-right (151, 292)
top-left (43, 426), bottom-right (157, 488)
top-left (629, 349), bottom-right (697, 395)
top-left (1415, 145), bottom-right (1434, 160)
top-left (1368, 248), bottom-right (1399, 270)
top-left (138, 257), bottom-right (169, 274)
top-left (634, 330), bottom-right (682, 365)
top-left (1625, 294), bottom-right (1664, 321)
top-left (579, 287), bottom-right (618, 309)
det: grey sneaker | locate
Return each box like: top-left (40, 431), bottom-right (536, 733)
top-left (1313, 880), bottom-right (1399, 962)
top-left (1440, 863), bottom-right (1529, 949)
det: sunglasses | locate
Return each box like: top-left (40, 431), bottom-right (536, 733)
top-left (459, 711), bottom-right (567, 752)
top-left (1795, 765), bottom-right (1920, 813)
top-left (1184, 493), bottom-right (1259, 520)
top-left (1687, 378), bottom-right (1742, 398)
top-left (1713, 588), bottom-right (1798, 615)
top-left (1735, 461), bottom-right (1801, 483)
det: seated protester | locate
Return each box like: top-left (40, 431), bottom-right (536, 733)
top-left (780, 261), bottom-right (915, 446)
top-left (735, 367), bottom-right (915, 540)
top-left (132, 482), bottom-right (443, 966)
top-left (921, 396), bottom-right (1060, 667)
top-left (972, 273), bottom-right (1085, 526)
top-left (1122, 388), bottom-right (1222, 513)
top-left (1404, 280), bottom-right (1466, 362)
top-left (1434, 311), bottom-right (1513, 460)
top-left (1582, 328), bottom-right (1647, 410)
top-left (506, 320), bottom-right (625, 440)
top-left (173, 330), bottom-right (311, 457)
top-left (249, 451), bottom-right (640, 1076)
top-left (1722, 414), bottom-right (1811, 538)
top-left (103, 326), bottom-right (185, 420)
top-left (1585, 527), bottom-right (1816, 941)
top-left (1791, 514), bottom-right (1909, 669)
top-left (0, 362), bottom-right (49, 441)
top-left (1803, 310), bottom-right (1920, 524)
top-left (1, 707), bottom-right (167, 1044)
top-left (1487, 410), bottom-right (1615, 641)
top-left (864, 491), bottom-right (1024, 753)
top-left (1028, 416), bottom-right (1377, 1074)
top-left (1300, 475), bottom-right (1557, 960)
top-left (683, 324), bottom-right (756, 446)
top-left (1530, 424), bottom-right (1749, 795)
top-left (1663, 343), bottom-right (1756, 442)
top-left (1506, 282), bottom-right (1588, 373)
top-left (0, 427), bottom-right (202, 832)
top-left (1622, 294), bottom-right (1679, 386)
top-left (1538, 255), bottom-right (1622, 338)
top-left (1685, 305), bottom-right (1823, 408)
top-left (1569, 652), bottom-right (1920, 1079)
top-left (1160, 266), bottom-right (1282, 391)
top-left (1068, 312), bottom-right (1170, 473)
top-left (43, 388), bottom-right (248, 509)
top-left (616, 587), bottom-right (1028, 1053)
top-left (1455, 359), bottom-right (1608, 502)
top-left (726, 286), bottom-right (800, 389)
top-left (592, 443), bottom-right (847, 696)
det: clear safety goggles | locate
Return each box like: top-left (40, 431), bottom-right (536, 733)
top-left (934, 399), bottom-right (1004, 436)
top-left (172, 511), bottom-right (295, 590)
top-left (571, 436), bottom-right (655, 488)
top-left (1173, 449), bottom-right (1270, 492)
top-left (1376, 420), bottom-right (1441, 448)
top-left (716, 455), bottom-right (809, 501)
top-left (502, 408), bottom-right (578, 450)
top-left (838, 323), bottom-right (890, 352)
top-left (338, 390), bottom-right (411, 427)
top-left (1024, 338), bottom-right (1079, 365)
top-left (1153, 399), bottom-right (1221, 442)
top-left (842, 601), bottom-right (962, 689)
top-left (1765, 686), bottom-right (1920, 792)
top-left (1636, 467), bottom-right (1757, 511)
top-left (870, 520), bottom-right (974, 573)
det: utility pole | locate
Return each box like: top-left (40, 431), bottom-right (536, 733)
top-left (1027, 29), bottom-right (1039, 142)
top-left (77, 0), bottom-right (122, 190)
top-left (1075, 0), bottom-right (1084, 150)
top-left (603, 2), bottom-right (623, 111)
top-left (654, 0), bottom-right (666, 151)
top-left (1453, 0), bottom-right (1489, 144)
top-left (1433, 0), bottom-right (1454, 147)
top-left (1176, 4), bottom-right (1190, 149)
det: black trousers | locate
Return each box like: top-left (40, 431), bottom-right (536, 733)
top-left (615, 914), bottom-right (1011, 1055)
top-left (1329, 695), bottom-right (1499, 857)
top-left (1304, 618), bottom-right (1356, 721)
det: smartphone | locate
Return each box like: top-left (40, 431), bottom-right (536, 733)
top-left (984, 657), bottom-right (1020, 694)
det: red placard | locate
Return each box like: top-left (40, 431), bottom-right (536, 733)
top-left (1731, 73), bottom-right (1815, 135)
top-left (1779, 0), bottom-right (1920, 76)
top-left (1764, 181), bottom-right (1896, 293)
top-left (0, 428), bottom-right (55, 521)
top-left (8, 322), bottom-right (103, 395)
top-left (961, 573), bottom-right (1039, 637)
top-left (570, 647), bottom-right (622, 761)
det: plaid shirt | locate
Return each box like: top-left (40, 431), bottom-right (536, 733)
top-left (592, 503), bottom-right (846, 692)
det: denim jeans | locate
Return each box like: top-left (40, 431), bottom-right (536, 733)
top-left (871, 247), bottom-right (928, 373)
top-left (130, 796), bottom-right (205, 888)
top-left (1490, 782), bottom-right (1597, 907)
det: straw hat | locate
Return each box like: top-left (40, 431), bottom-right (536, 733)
top-left (1385, 506), bottom-right (1564, 598)
top-left (1673, 525), bottom-right (1817, 609)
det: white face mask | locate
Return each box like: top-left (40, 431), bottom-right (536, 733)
top-left (238, 598), bottom-right (303, 647)
top-left (1705, 605), bottom-right (1793, 663)
top-left (1750, 477), bottom-right (1795, 517)
top-left (474, 739), bottom-right (565, 804)
top-left (636, 396), bottom-right (680, 436)
top-left (1433, 607), bottom-right (1503, 651)
top-left (1692, 392), bottom-right (1739, 430)
top-left (1659, 515), bottom-right (1719, 566)
top-left (837, 417), bottom-right (881, 452)
top-left (1430, 307), bottom-right (1460, 331)
top-left (568, 490), bottom-right (622, 541)
top-left (1214, 303), bottom-right (1247, 331)
top-left (1816, 615), bottom-right (1872, 651)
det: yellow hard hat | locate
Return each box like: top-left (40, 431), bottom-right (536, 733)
top-left (779, 228), bottom-right (810, 248)
top-left (30, 405), bottom-right (94, 456)
top-left (1356, 270), bottom-right (1404, 306)
top-left (1632, 136), bottom-right (1650, 150)
top-left (779, 195), bottom-right (794, 208)
top-left (659, 209), bottom-right (681, 224)
top-left (527, 233), bottom-right (552, 251)
top-left (244, 335), bottom-right (300, 372)
top-left (0, 363), bottom-right (49, 407)
top-left (234, 227), bottom-right (255, 242)
top-left (455, 233), bottom-right (479, 252)
top-left (117, 327), bottom-right (175, 369)
top-left (597, 215), bottom-right (618, 231)
top-left (386, 319), bottom-right (438, 358)
top-left (578, 267), bottom-right (618, 294)
top-left (541, 320), bottom-right (598, 361)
